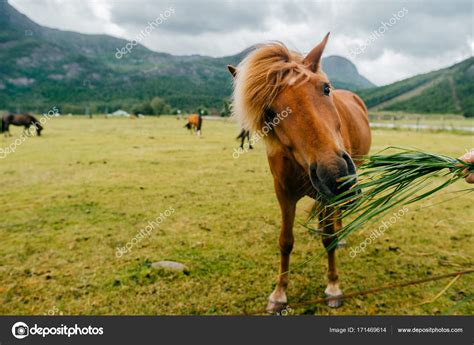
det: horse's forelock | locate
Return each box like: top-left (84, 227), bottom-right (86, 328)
top-left (231, 43), bottom-right (310, 135)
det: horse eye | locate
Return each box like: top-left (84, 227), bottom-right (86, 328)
top-left (323, 83), bottom-right (331, 96)
top-left (264, 108), bottom-right (276, 120)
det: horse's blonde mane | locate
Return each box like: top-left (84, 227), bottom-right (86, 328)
top-left (232, 42), bottom-right (311, 135)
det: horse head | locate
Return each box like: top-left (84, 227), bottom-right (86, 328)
top-left (232, 33), bottom-right (357, 198)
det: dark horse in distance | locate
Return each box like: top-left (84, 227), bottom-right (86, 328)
top-left (1, 113), bottom-right (43, 136)
top-left (236, 129), bottom-right (253, 149)
top-left (228, 65), bottom-right (253, 150)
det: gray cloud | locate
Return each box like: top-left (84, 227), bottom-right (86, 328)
top-left (109, 0), bottom-right (271, 35)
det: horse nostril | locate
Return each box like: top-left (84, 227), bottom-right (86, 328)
top-left (341, 151), bottom-right (357, 176)
top-left (309, 163), bottom-right (317, 174)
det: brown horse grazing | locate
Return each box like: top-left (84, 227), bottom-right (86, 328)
top-left (230, 33), bottom-right (371, 313)
top-left (1, 113), bottom-right (43, 136)
top-left (184, 113), bottom-right (203, 136)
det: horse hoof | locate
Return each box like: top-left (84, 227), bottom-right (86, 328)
top-left (337, 239), bottom-right (347, 249)
top-left (266, 299), bottom-right (287, 314)
top-left (326, 294), bottom-right (343, 308)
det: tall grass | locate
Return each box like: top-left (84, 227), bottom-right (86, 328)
top-left (305, 147), bottom-right (474, 247)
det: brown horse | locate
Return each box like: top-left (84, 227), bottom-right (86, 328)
top-left (230, 33), bottom-right (371, 313)
top-left (184, 114), bottom-right (203, 136)
top-left (1, 113), bottom-right (43, 136)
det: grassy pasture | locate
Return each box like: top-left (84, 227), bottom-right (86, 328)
top-left (0, 116), bottom-right (472, 315)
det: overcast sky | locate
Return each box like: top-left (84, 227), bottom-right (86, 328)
top-left (9, 0), bottom-right (474, 85)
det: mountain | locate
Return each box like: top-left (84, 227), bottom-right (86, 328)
top-left (357, 57), bottom-right (474, 116)
top-left (322, 55), bottom-right (374, 90)
top-left (0, 0), bottom-right (374, 114)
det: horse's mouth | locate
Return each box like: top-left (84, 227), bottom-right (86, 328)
top-left (309, 172), bottom-right (361, 204)
top-left (309, 165), bottom-right (359, 201)
top-left (308, 152), bottom-right (359, 200)
top-left (309, 167), bottom-right (335, 199)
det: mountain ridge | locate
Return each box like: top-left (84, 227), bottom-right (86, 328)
top-left (2, 0), bottom-right (471, 116)
top-left (0, 0), bottom-right (375, 113)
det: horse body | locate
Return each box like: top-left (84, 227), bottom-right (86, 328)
top-left (230, 34), bottom-right (371, 313)
top-left (184, 114), bottom-right (202, 136)
top-left (1, 113), bottom-right (43, 136)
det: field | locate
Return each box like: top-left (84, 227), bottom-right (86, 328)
top-left (0, 116), bottom-right (473, 315)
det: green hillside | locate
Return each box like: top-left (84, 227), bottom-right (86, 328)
top-left (358, 58), bottom-right (474, 117)
top-left (322, 55), bottom-right (374, 89)
top-left (0, 0), bottom-right (373, 114)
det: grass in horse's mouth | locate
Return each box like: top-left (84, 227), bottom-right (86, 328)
top-left (306, 147), bottom-right (474, 247)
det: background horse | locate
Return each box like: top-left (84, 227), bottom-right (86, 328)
top-left (230, 33), bottom-right (371, 313)
top-left (228, 66), bottom-right (253, 150)
top-left (236, 129), bottom-right (252, 149)
top-left (1, 113), bottom-right (43, 136)
top-left (184, 113), bottom-right (202, 136)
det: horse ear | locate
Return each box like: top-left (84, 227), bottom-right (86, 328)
top-left (227, 65), bottom-right (237, 78)
top-left (303, 32), bottom-right (330, 72)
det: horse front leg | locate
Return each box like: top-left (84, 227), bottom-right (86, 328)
top-left (321, 207), bottom-right (343, 307)
top-left (4, 123), bottom-right (11, 137)
top-left (266, 188), bottom-right (296, 314)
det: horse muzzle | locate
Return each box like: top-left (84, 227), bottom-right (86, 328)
top-left (309, 152), bottom-right (358, 199)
